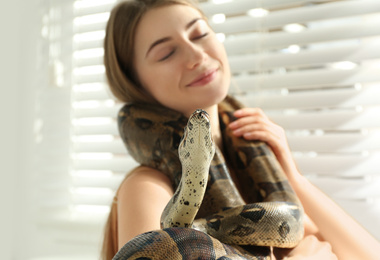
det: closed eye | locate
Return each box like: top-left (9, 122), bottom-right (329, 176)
top-left (192, 32), bottom-right (209, 41)
top-left (158, 33), bottom-right (209, 62)
top-left (158, 49), bottom-right (176, 62)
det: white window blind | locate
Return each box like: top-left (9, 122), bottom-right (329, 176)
top-left (35, 0), bottom-right (380, 258)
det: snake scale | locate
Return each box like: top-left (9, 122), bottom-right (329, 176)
top-left (114, 96), bottom-right (304, 259)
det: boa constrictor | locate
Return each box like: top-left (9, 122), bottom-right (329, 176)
top-left (114, 96), bottom-right (304, 259)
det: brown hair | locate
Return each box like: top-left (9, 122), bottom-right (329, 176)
top-left (103, 0), bottom-right (202, 105)
top-left (102, 1), bottom-right (203, 259)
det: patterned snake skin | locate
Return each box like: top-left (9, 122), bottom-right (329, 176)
top-left (114, 96), bottom-right (304, 259)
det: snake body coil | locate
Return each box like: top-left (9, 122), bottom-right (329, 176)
top-left (114, 96), bottom-right (304, 259)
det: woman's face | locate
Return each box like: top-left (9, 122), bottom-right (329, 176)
top-left (133, 4), bottom-right (231, 117)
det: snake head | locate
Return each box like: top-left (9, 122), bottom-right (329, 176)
top-left (178, 109), bottom-right (215, 166)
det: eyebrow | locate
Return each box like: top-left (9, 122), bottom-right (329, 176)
top-left (145, 18), bottom-right (203, 57)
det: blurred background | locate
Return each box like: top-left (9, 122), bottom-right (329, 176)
top-left (1, 0), bottom-right (380, 259)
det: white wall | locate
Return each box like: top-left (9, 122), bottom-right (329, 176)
top-left (0, 0), bottom-right (40, 259)
top-left (0, 0), bottom-right (19, 257)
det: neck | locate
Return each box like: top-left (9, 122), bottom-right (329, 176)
top-left (204, 105), bottom-right (223, 151)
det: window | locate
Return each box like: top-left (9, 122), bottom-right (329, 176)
top-left (34, 0), bottom-right (380, 258)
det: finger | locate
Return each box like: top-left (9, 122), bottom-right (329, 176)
top-left (234, 107), bottom-right (267, 118)
top-left (231, 119), bottom-right (280, 138)
top-left (229, 116), bottom-right (263, 130)
top-left (231, 123), bottom-right (264, 136)
top-left (242, 130), bottom-right (276, 145)
top-left (242, 128), bottom-right (284, 151)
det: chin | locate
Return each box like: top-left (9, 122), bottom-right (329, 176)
top-left (181, 84), bottom-right (230, 116)
top-left (212, 85), bottom-right (230, 104)
top-left (198, 90), bottom-right (229, 111)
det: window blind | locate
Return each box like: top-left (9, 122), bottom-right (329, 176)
top-left (35, 0), bottom-right (380, 258)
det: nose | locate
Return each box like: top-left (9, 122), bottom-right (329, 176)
top-left (185, 42), bottom-right (206, 70)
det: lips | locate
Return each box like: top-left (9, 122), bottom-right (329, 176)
top-left (187, 68), bottom-right (218, 87)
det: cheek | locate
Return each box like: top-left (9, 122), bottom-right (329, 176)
top-left (140, 65), bottom-right (181, 97)
top-left (135, 59), bottom-right (164, 86)
top-left (208, 39), bottom-right (229, 67)
top-left (150, 66), bottom-right (180, 86)
top-left (218, 45), bottom-right (229, 67)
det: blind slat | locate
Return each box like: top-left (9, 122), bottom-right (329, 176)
top-left (74, 140), bottom-right (126, 154)
top-left (239, 84), bottom-right (380, 110)
top-left (74, 89), bottom-right (111, 101)
top-left (73, 157), bottom-right (138, 172)
top-left (74, 39), bottom-right (104, 51)
top-left (72, 173), bottom-right (125, 189)
top-left (200, 0), bottom-right (306, 16)
top-left (229, 39), bottom-right (380, 73)
top-left (233, 67), bottom-right (380, 91)
top-left (74, 21), bottom-right (108, 34)
top-left (74, 123), bottom-right (119, 135)
top-left (295, 153), bottom-right (380, 176)
top-left (73, 105), bottom-right (120, 118)
top-left (74, 73), bottom-right (105, 84)
top-left (307, 177), bottom-right (380, 200)
top-left (268, 107), bottom-right (380, 130)
top-left (288, 130), bottom-right (380, 153)
top-left (224, 19), bottom-right (380, 55)
top-left (74, 56), bottom-right (103, 68)
top-left (71, 192), bottom-right (113, 206)
top-left (74, 2), bottom-right (115, 17)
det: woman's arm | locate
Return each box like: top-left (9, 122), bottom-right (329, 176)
top-left (229, 107), bottom-right (380, 260)
top-left (116, 166), bottom-right (174, 249)
top-left (291, 174), bottom-right (380, 260)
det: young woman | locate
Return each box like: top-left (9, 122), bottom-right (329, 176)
top-left (101, 0), bottom-right (380, 259)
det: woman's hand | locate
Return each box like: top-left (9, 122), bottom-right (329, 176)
top-left (229, 108), bottom-right (288, 156)
top-left (228, 107), bottom-right (299, 180)
top-left (274, 235), bottom-right (338, 260)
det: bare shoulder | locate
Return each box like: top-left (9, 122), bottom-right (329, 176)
top-left (117, 165), bottom-right (174, 218)
top-left (116, 166), bottom-right (174, 247)
top-left (118, 166), bottom-right (174, 198)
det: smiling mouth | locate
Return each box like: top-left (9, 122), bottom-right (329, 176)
top-left (187, 69), bottom-right (218, 87)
